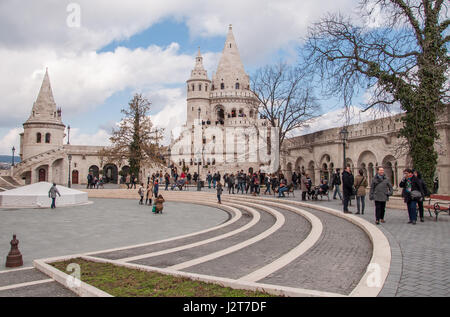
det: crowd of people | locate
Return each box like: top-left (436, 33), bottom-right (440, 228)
top-left (85, 163), bottom-right (434, 226)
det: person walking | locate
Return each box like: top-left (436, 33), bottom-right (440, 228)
top-left (216, 181), bottom-right (223, 204)
top-left (332, 169), bottom-right (343, 200)
top-left (228, 173), bottom-right (235, 194)
top-left (207, 171), bottom-right (212, 189)
top-left (369, 167), bottom-right (393, 224)
top-left (264, 174), bottom-right (271, 195)
top-left (414, 170), bottom-right (429, 222)
top-left (138, 183), bottom-right (145, 205)
top-left (399, 168), bottom-right (421, 225)
top-left (131, 174), bottom-right (137, 189)
top-left (48, 183), bottom-right (61, 209)
top-left (354, 169), bottom-right (368, 215)
top-left (300, 172), bottom-right (308, 201)
top-left (342, 166), bottom-right (354, 214)
top-left (125, 174), bottom-right (131, 189)
top-left (164, 172), bottom-right (170, 191)
top-left (153, 179), bottom-right (159, 198)
top-left (145, 182), bottom-right (153, 205)
top-left (86, 172), bottom-right (93, 189)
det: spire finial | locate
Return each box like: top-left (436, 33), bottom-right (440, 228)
top-left (197, 46), bottom-right (201, 57)
top-left (229, 24), bottom-right (232, 30)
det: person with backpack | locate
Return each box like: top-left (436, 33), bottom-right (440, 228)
top-left (138, 183), bottom-right (145, 205)
top-left (414, 170), bottom-right (429, 222)
top-left (354, 169), bottom-right (368, 215)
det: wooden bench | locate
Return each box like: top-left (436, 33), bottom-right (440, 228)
top-left (424, 195), bottom-right (450, 221)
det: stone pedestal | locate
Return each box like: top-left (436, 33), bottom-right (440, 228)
top-left (5, 234), bottom-right (23, 268)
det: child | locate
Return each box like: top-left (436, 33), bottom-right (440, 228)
top-left (138, 183), bottom-right (145, 205)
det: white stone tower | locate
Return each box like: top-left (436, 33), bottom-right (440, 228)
top-left (186, 47), bottom-right (211, 125)
top-left (20, 69), bottom-right (66, 161)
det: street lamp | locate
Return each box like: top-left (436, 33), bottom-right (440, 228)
top-left (68, 154), bottom-right (72, 188)
top-left (67, 125), bottom-right (71, 145)
top-left (11, 146), bottom-right (15, 167)
top-left (339, 127), bottom-right (349, 170)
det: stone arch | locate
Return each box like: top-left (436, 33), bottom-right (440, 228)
top-left (88, 165), bottom-right (100, 180)
top-left (215, 105), bottom-right (225, 122)
top-left (307, 160), bottom-right (315, 185)
top-left (103, 164), bottom-right (118, 183)
top-left (51, 158), bottom-right (64, 184)
top-left (72, 170), bottom-right (79, 184)
top-left (36, 165), bottom-right (49, 182)
top-left (295, 157), bottom-right (305, 173)
top-left (357, 150), bottom-right (377, 183)
top-left (382, 155), bottom-right (397, 186)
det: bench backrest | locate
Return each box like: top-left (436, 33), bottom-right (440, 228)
top-left (430, 194), bottom-right (450, 201)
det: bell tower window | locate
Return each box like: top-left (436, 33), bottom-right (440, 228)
top-left (36, 133), bottom-right (42, 143)
top-left (220, 83), bottom-right (224, 90)
top-left (45, 133), bottom-right (51, 143)
top-left (235, 83), bottom-right (240, 89)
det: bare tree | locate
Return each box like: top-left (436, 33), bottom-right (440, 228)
top-left (303, 0), bottom-right (449, 188)
top-left (251, 61), bottom-right (320, 152)
top-left (99, 93), bottom-right (164, 179)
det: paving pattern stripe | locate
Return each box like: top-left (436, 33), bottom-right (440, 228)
top-left (256, 205), bottom-right (373, 295)
top-left (234, 199), bottom-right (323, 282)
top-left (0, 278), bottom-right (53, 291)
top-left (0, 267), bottom-right (34, 274)
top-left (0, 280), bottom-right (78, 297)
top-left (235, 195), bottom-right (390, 297)
top-left (0, 268), bottom-right (51, 287)
top-left (128, 204), bottom-right (275, 268)
top-left (180, 202), bottom-right (313, 280)
top-left (86, 199), bottom-right (240, 258)
top-left (168, 201), bottom-right (285, 271)
top-left (116, 202), bottom-right (261, 263)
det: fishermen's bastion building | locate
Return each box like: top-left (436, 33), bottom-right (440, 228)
top-left (2, 25), bottom-right (449, 194)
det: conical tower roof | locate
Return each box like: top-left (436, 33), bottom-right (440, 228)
top-left (26, 68), bottom-right (62, 124)
top-left (189, 47), bottom-right (209, 81)
top-left (213, 25), bottom-right (249, 89)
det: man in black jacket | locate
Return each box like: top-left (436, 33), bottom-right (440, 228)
top-left (342, 166), bottom-right (354, 214)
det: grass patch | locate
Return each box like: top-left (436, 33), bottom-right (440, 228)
top-left (50, 258), bottom-right (275, 297)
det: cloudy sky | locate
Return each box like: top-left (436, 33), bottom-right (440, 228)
top-left (0, 0), bottom-right (382, 155)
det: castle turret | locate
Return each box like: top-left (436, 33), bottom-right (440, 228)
top-left (186, 48), bottom-right (211, 125)
top-left (20, 69), bottom-right (66, 161)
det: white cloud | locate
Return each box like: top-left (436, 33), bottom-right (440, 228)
top-left (0, 128), bottom-right (22, 155)
top-left (65, 127), bottom-right (111, 146)
top-left (0, 0), bottom-right (360, 147)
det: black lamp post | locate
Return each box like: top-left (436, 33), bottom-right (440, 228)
top-left (67, 125), bottom-right (71, 145)
top-left (68, 154), bottom-right (72, 188)
top-left (339, 127), bottom-right (349, 170)
top-left (11, 146), bottom-right (15, 167)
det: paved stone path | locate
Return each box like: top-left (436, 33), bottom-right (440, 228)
top-left (278, 190), bottom-right (450, 297)
top-left (2, 186), bottom-right (447, 297)
top-left (0, 268), bottom-right (76, 297)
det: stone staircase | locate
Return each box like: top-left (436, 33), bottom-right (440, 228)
top-left (0, 176), bottom-right (19, 192)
